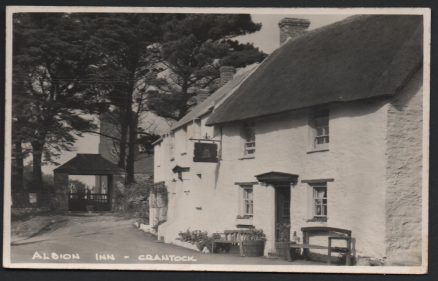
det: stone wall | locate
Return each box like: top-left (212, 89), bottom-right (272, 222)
top-left (385, 68), bottom-right (423, 265)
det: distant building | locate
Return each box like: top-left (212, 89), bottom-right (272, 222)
top-left (98, 111), bottom-right (158, 183)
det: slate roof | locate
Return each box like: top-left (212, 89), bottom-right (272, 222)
top-left (54, 154), bottom-right (125, 175)
top-left (171, 63), bottom-right (259, 131)
top-left (207, 15), bottom-right (423, 125)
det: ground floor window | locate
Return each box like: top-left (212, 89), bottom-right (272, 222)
top-left (241, 186), bottom-right (254, 217)
top-left (312, 184), bottom-right (327, 218)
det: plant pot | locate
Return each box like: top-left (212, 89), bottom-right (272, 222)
top-left (241, 240), bottom-right (265, 257)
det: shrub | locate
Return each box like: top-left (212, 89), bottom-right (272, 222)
top-left (113, 181), bottom-right (151, 220)
top-left (245, 228), bottom-right (266, 240)
top-left (177, 229), bottom-right (213, 251)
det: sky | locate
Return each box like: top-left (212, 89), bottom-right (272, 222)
top-left (41, 13), bottom-right (350, 175)
top-left (238, 14), bottom-right (349, 53)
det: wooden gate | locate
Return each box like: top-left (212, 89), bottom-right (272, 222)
top-left (68, 193), bottom-right (111, 212)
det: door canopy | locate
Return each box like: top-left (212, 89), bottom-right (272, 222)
top-left (255, 171), bottom-right (298, 184)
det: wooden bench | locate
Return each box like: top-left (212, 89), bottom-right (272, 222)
top-left (288, 226), bottom-right (353, 265)
top-left (211, 230), bottom-right (253, 256)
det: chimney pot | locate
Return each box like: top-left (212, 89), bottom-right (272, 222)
top-left (278, 18), bottom-right (310, 45)
top-left (219, 66), bottom-right (236, 87)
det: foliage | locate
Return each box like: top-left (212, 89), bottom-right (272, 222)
top-left (275, 223), bottom-right (291, 242)
top-left (11, 165), bottom-right (56, 208)
top-left (245, 228), bottom-right (266, 241)
top-left (136, 133), bottom-right (161, 154)
top-left (12, 13), bottom-right (266, 191)
top-left (177, 229), bottom-right (213, 251)
top-left (13, 13), bottom-right (106, 189)
top-left (113, 181), bottom-right (151, 218)
top-left (69, 179), bottom-right (86, 193)
top-left (87, 14), bottom-right (167, 183)
top-left (14, 165), bottom-right (55, 191)
top-left (177, 228), bottom-right (266, 252)
top-left (149, 14), bottom-right (266, 120)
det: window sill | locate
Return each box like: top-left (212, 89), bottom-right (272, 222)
top-left (307, 148), bottom-right (329, 154)
top-left (238, 156), bottom-right (255, 160)
top-left (306, 216), bottom-right (328, 223)
top-left (236, 216), bottom-right (253, 226)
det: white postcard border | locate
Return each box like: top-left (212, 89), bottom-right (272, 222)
top-left (3, 6), bottom-right (431, 274)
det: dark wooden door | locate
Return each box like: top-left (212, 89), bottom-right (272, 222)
top-left (275, 185), bottom-right (291, 242)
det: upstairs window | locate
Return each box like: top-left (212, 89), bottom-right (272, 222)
top-left (312, 111), bottom-right (329, 150)
top-left (312, 184), bottom-right (327, 218)
top-left (241, 123), bottom-right (256, 157)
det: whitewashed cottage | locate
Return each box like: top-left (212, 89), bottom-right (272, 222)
top-left (152, 15), bottom-right (425, 266)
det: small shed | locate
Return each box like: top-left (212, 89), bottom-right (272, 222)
top-left (53, 154), bottom-right (125, 212)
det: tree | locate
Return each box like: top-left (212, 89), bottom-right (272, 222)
top-left (91, 14), bottom-right (265, 183)
top-left (89, 14), bottom-right (165, 183)
top-left (148, 14), bottom-right (266, 120)
top-left (11, 64), bottom-right (32, 191)
top-left (12, 13), bottom-right (105, 191)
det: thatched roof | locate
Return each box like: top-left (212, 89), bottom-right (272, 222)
top-left (207, 15), bottom-right (423, 125)
top-left (171, 63), bottom-right (259, 131)
top-left (54, 154), bottom-right (124, 175)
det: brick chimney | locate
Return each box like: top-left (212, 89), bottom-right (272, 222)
top-left (219, 66), bottom-right (236, 87)
top-left (278, 18), bottom-right (310, 45)
top-left (195, 88), bottom-right (210, 104)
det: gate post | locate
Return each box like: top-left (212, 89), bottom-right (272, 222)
top-left (53, 172), bottom-right (69, 211)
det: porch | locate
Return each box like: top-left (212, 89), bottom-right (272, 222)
top-left (53, 154), bottom-right (125, 212)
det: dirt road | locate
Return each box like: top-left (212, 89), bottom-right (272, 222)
top-left (10, 214), bottom-right (321, 266)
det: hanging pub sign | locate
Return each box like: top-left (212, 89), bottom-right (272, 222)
top-left (193, 142), bottom-right (219, 162)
